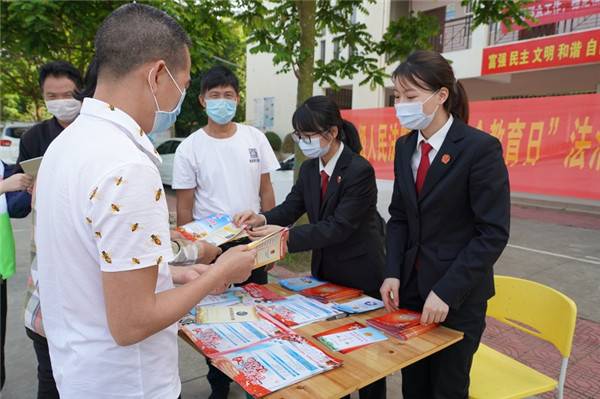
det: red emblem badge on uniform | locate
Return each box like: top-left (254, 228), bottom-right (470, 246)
top-left (441, 154), bottom-right (451, 164)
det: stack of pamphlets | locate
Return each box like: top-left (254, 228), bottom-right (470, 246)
top-left (366, 309), bottom-right (438, 340)
top-left (256, 294), bottom-right (344, 328)
top-left (300, 283), bottom-right (363, 303)
top-left (242, 283), bottom-right (286, 301)
top-left (211, 334), bottom-right (342, 398)
top-left (314, 321), bottom-right (388, 354)
top-left (332, 296), bottom-right (384, 314)
top-left (278, 276), bottom-right (325, 291)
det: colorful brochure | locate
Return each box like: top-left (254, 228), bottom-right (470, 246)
top-left (314, 321), bottom-right (388, 354)
top-left (196, 305), bottom-right (259, 324)
top-left (333, 296), bottom-right (384, 314)
top-left (242, 283), bottom-right (286, 301)
top-left (176, 213), bottom-right (247, 246)
top-left (256, 294), bottom-right (344, 328)
top-left (247, 227), bottom-right (288, 268)
top-left (366, 309), bottom-right (438, 340)
top-left (180, 311), bottom-right (294, 357)
top-left (197, 290), bottom-right (242, 308)
top-left (212, 334), bottom-right (342, 398)
top-left (278, 276), bottom-right (325, 292)
top-left (300, 283), bottom-right (363, 303)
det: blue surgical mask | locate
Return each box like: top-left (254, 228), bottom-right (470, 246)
top-left (394, 90), bottom-right (439, 130)
top-left (148, 66), bottom-right (186, 134)
top-left (298, 136), bottom-right (330, 159)
top-left (205, 99), bottom-right (237, 125)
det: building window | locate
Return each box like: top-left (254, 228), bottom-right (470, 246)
top-left (325, 87), bottom-right (352, 110)
top-left (333, 42), bottom-right (340, 60)
top-left (320, 40), bottom-right (326, 61)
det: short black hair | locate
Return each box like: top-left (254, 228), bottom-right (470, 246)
top-left (94, 3), bottom-right (191, 78)
top-left (39, 61), bottom-right (83, 89)
top-left (200, 65), bottom-right (239, 95)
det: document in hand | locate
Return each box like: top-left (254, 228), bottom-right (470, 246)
top-left (314, 321), bottom-right (388, 354)
top-left (19, 156), bottom-right (43, 177)
top-left (256, 294), bottom-right (344, 328)
top-left (211, 334), bottom-right (342, 398)
top-left (196, 305), bottom-right (260, 324)
top-left (246, 227), bottom-right (289, 268)
top-left (366, 309), bottom-right (438, 340)
top-left (278, 276), bottom-right (325, 292)
top-left (176, 213), bottom-right (247, 246)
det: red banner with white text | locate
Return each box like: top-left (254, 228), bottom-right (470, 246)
top-left (482, 29), bottom-right (600, 75)
top-left (341, 94), bottom-right (600, 201)
top-left (502, 0), bottom-right (600, 33)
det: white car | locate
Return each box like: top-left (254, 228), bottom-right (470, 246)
top-left (155, 138), bottom-right (183, 186)
top-left (271, 154), bottom-right (294, 205)
top-left (0, 122), bottom-right (36, 164)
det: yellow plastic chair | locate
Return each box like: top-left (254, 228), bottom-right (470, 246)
top-left (469, 275), bottom-right (577, 399)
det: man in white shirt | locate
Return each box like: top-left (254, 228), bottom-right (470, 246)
top-left (172, 65), bottom-right (280, 399)
top-left (35, 5), bottom-right (255, 399)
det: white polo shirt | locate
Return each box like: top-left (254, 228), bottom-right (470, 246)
top-left (172, 123), bottom-right (280, 220)
top-left (35, 98), bottom-right (179, 399)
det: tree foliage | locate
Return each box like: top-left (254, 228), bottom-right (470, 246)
top-left (0, 0), bottom-right (246, 136)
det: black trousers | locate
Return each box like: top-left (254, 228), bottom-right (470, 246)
top-left (340, 378), bottom-right (387, 399)
top-left (25, 327), bottom-right (60, 399)
top-left (400, 270), bottom-right (487, 399)
top-left (206, 238), bottom-right (268, 398)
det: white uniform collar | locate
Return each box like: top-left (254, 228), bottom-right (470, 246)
top-left (417, 114), bottom-right (454, 152)
top-left (319, 142), bottom-right (344, 177)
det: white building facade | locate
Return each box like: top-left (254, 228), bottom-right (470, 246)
top-left (245, 0), bottom-right (600, 137)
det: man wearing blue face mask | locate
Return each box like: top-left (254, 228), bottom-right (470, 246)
top-left (172, 65), bottom-right (280, 399)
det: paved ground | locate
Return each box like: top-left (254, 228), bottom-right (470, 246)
top-left (2, 201), bottom-right (599, 398)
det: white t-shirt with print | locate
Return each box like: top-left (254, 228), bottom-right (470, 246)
top-left (35, 98), bottom-right (179, 399)
top-left (172, 123), bottom-right (280, 220)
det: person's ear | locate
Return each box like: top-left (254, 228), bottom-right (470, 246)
top-left (198, 94), bottom-right (206, 109)
top-left (147, 60), bottom-right (166, 94)
top-left (329, 126), bottom-right (339, 140)
top-left (438, 87), bottom-right (450, 105)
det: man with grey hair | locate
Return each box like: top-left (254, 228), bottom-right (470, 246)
top-left (34, 4), bottom-right (256, 398)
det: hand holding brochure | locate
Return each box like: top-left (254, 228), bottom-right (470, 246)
top-left (19, 156), bottom-right (43, 178)
top-left (314, 321), bottom-right (388, 354)
top-left (246, 227), bottom-right (288, 268)
top-left (176, 214), bottom-right (246, 246)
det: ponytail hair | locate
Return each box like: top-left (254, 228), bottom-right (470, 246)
top-left (74, 57), bottom-right (98, 102)
top-left (291, 95), bottom-right (362, 153)
top-left (392, 50), bottom-right (469, 123)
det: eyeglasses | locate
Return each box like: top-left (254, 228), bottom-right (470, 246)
top-left (291, 129), bottom-right (329, 145)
